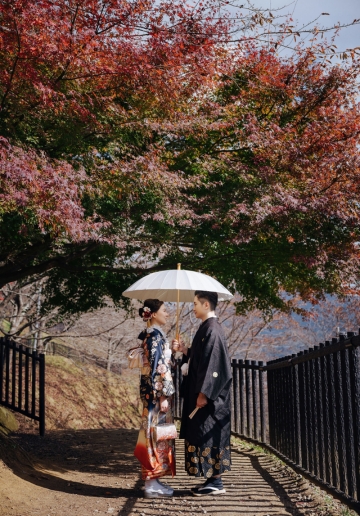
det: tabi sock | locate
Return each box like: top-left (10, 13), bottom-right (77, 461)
top-left (145, 478), bottom-right (159, 490)
top-left (207, 477), bottom-right (223, 488)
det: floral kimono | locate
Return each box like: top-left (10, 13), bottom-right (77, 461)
top-left (134, 325), bottom-right (176, 480)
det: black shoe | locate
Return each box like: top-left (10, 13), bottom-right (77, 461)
top-left (192, 477), bottom-right (226, 497)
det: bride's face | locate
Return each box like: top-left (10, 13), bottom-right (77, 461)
top-left (151, 304), bottom-right (168, 326)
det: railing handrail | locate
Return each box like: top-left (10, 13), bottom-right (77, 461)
top-left (231, 332), bottom-right (360, 372)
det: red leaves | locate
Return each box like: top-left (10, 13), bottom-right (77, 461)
top-left (0, 137), bottom-right (105, 241)
top-left (0, 0), bottom-right (232, 249)
top-left (0, 0), bottom-right (228, 121)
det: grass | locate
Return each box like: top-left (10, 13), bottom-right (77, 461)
top-left (231, 435), bottom-right (281, 460)
top-left (16, 355), bottom-right (142, 432)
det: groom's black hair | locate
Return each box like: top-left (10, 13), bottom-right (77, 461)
top-left (194, 291), bottom-right (218, 311)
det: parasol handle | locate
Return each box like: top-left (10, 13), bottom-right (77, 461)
top-left (189, 407), bottom-right (200, 419)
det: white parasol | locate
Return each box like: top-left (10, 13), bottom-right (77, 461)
top-left (122, 264), bottom-right (233, 338)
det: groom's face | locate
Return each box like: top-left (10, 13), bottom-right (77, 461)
top-left (193, 295), bottom-right (209, 320)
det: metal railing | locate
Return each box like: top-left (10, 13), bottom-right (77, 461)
top-left (0, 337), bottom-right (45, 436)
top-left (265, 332), bottom-right (360, 509)
top-left (231, 359), bottom-right (267, 443)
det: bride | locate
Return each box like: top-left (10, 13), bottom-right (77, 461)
top-left (133, 299), bottom-right (176, 498)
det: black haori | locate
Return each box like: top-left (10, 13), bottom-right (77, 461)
top-left (180, 317), bottom-right (232, 476)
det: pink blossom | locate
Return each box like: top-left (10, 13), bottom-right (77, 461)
top-left (157, 364), bottom-right (167, 374)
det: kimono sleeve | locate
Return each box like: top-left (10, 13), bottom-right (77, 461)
top-left (146, 332), bottom-right (175, 398)
top-left (194, 329), bottom-right (232, 401)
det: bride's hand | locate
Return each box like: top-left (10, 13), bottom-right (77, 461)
top-left (160, 396), bottom-right (169, 413)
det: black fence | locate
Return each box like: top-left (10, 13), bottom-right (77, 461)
top-left (173, 331), bottom-right (360, 511)
top-left (266, 332), bottom-right (360, 510)
top-left (231, 359), bottom-right (267, 443)
top-left (0, 337), bottom-right (45, 436)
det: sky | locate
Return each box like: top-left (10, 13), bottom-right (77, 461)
top-left (250, 0), bottom-right (360, 52)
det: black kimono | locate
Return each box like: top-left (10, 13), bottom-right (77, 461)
top-left (180, 317), bottom-right (232, 478)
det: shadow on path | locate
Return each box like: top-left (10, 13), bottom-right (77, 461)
top-left (10, 428), bottom-right (143, 497)
top-left (1, 429), bottom-right (305, 515)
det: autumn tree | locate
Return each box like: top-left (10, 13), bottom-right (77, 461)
top-left (163, 44), bottom-right (360, 312)
top-left (0, 0), bottom-right (233, 312)
top-left (1, 0), bottom-right (360, 317)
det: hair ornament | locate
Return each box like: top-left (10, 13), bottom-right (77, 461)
top-left (142, 306), bottom-right (152, 322)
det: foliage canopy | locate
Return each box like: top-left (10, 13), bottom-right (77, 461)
top-left (1, 0), bottom-right (360, 316)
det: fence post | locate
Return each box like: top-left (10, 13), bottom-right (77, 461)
top-left (39, 353), bottom-right (45, 437)
top-left (232, 360), bottom-right (240, 434)
top-left (305, 348), bottom-right (315, 475)
top-left (25, 347), bottom-right (30, 414)
top-left (328, 338), bottom-right (341, 489)
top-left (343, 337), bottom-right (357, 500)
top-left (258, 361), bottom-right (266, 443)
top-left (0, 338), bottom-right (4, 402)
top-left (239, 359), bottom-right (245, 436)
top-left (315, 345), bottom-right (325, 481)
top-left (267, 361), bottom-right (274, 448)
top-left (245, 360), bottom-right (252, 437)
top-left (293, 358), bottom-right (301, 465)
top-left (5, 339), bottom-right (10, 405)
top-left (349, 333), bottom-right (360, 500)
top-left (289, 354), bottom-right (297, 463)
top-left (251, 360), bottom-right (258, 441)
top-left (18, 345), bottom-right (23, 411)
top-left (297, 351), bottom-right (307, 469)
top-left (11, 341), bottom-right (16, 407)
top-left (31, 350), bottom-right (36, 418)
top-left (309, 347), bottom-right (318, 477)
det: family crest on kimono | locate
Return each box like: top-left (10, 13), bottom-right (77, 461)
top-left (133, 299), bottom-right (176, 499)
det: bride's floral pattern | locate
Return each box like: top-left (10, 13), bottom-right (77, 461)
top-left (134, 325), bottom-right (176, 480)
top-left (140, 326), bottom-right (175, 400)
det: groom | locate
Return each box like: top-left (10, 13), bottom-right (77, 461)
top-left (174, 290), bottom-right (232, 496)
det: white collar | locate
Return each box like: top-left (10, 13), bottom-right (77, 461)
top-left (146, 324), bottom-right (166, 338)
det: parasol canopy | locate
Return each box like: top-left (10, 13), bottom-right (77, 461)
top-left (122, 267), bottom-right (233, 302)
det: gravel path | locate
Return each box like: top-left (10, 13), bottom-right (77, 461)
top-left (0, 428), bottom-right (328, 516)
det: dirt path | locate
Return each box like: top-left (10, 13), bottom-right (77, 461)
top-left (0, 429), bottom-right (337, 516)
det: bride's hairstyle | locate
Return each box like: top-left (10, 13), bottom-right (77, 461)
top-left (139, 299), bottom-right (164, 321)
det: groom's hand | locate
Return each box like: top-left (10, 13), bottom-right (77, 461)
top-left (172, 339), bottom-right (187, 355)
top-left (172, 339), bottom-right (180, 352)
top-left (196, 392), bottom-right (208, 408)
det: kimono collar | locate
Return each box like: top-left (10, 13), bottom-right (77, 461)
top-left (200, 316), bottom-right (217, 328)
top-left (146, 324), bottom-right (167, 338)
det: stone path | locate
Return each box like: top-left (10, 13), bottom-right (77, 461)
top-left (132, 440), bottom-right (295, 516)
top-left (0, 428), bottom-right (319, 516)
